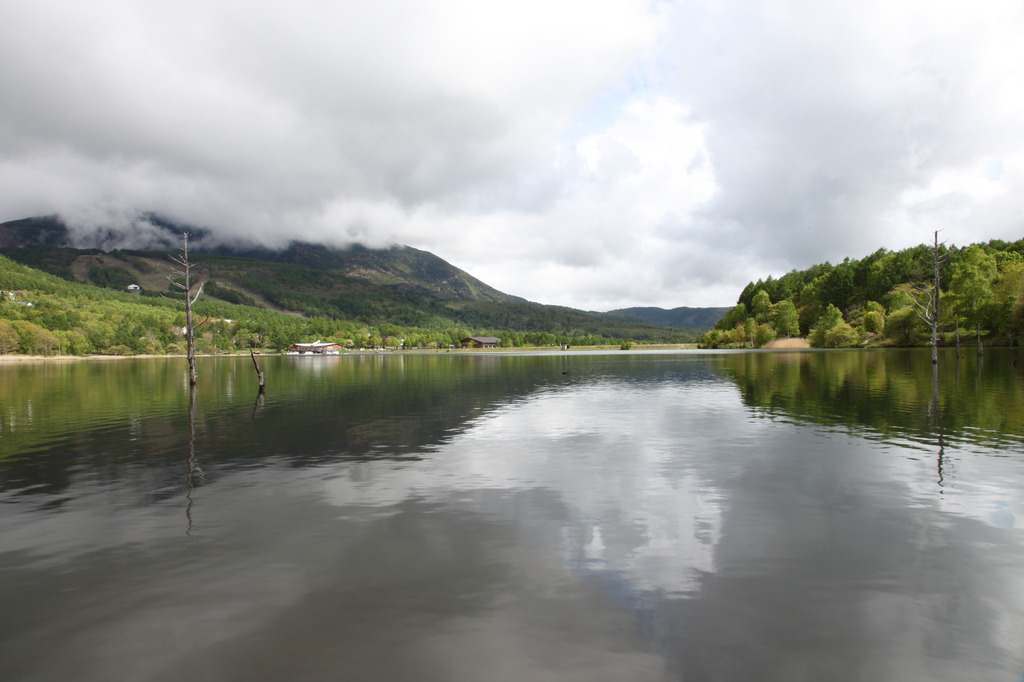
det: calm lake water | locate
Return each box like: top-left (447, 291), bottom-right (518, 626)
top-left (2, 349), bottom-right (1023, 681)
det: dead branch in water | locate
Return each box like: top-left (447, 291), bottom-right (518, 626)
top-left (250, 348), bottom-right (265, 393)
top-left (167, 233), bottom-right (204, 386)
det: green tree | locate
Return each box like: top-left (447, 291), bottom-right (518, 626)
top-left (817, 259), bottom-right (855, 309)
top-left (851, 301), bottom-right (886, 335)
top-left (861, 311), bottom-right (883, 334)
top-left (991, 262), bottom-right (1024, 345)
top-left (751, 290), bottom-right (772, 323)
top-left (823, 322), bottom-right (861, 348)
top-left (753, 322), bottom-right (777, 348)
top-left (698, 328), bottom-right (723, 349)
top-left (884, 306), bottom-right (926, 346)
top-left (0, 319), bottom-right (18, 354)
top-left (808, 304), bottom-right (846, 348)
top-left (949, 245), bottom-right (997, 355)
top-left (715, 303), bottom-right (748, 331)
top-left (743, 318), bottom-right (756, 347)
top-left (13, 320), bottom-right (59, 355)
top-left (726, 325), bottom-right (745, 346)
top-left (771, 300), bottom-right (800, 337)
top-left (55, 330), bottom-right (91, 355)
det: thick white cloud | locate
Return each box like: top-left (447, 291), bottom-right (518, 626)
top-left (1, 0), bottom-right (1023, 309)
top-left (663, 0), bottom-right (1024, 277)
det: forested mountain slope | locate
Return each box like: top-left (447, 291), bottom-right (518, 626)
top-left (701, 237), bottom-right (1024, 350)
top-left (0, 214), bottom-right (520, 304)
top-left (0, 215), bottom-right (702, 354)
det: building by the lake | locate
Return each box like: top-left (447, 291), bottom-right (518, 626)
top-left (287, 341), bottom-right (343, 354)
top-left (460, 336), bottom-right (501, 349)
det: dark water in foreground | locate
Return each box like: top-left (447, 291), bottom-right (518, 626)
top-left (1, 349), bottom-right (1023, 681)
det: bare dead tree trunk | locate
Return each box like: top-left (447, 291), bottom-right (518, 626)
top-left (250, 348), bottom-right (265, 393)
top-left (168, 233), bottom-right (204, 386)
top-left (911, 231), bottom-right (946, 365)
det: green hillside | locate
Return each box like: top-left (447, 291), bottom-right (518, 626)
top-left (0, 214), bottom-right (705, 355)
top-left (702, 236), bottom-right (1024, 350)
top-left (0, 215), bottom-right (520, 304)
top-left (0, 251), bottom-right (698, 358)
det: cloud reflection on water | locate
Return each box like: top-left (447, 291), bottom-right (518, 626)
top-left (3, 353), bottom-right (1024, 680)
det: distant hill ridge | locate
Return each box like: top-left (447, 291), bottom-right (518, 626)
top-left (607, 306), bottom-right (729, 329)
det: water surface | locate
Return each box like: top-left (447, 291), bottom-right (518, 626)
top-left (2, 350), bottom-right (1023, 681)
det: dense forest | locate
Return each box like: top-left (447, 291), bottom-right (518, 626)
top-left (700, 236), bottom-right (1024, 352)
top-left (0, 253), bottom-right (693, 356)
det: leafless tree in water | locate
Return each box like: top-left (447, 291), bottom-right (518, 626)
top-left (168, 233), bottom-right (205, 386)
top-left (909, 231), bottom-right (948, 365)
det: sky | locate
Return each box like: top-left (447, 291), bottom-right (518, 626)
top-left (1, 0), bottom-right (1023, 310)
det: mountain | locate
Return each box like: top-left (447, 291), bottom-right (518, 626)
top-left (0, 214), bottom-right (700, 342)
top-left (0, 214), bottom-right (519, 303)
top-left (0, 215), bottom-right (77, 248)
top-left (607, 306), bottom-right (729, 329)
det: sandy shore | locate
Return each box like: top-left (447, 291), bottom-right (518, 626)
top-left (0, 353), bottom-right (187, 363)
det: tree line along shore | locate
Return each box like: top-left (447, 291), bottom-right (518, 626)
top-left (5, 235), bottom-right (1021, 358)
top-left (0, 248), bottom-right (694, 357)
top-left (700, 237), bottom-right (1024, 353)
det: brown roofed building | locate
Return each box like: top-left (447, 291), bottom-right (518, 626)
top-left (460, 336), bottom-right (501, 348)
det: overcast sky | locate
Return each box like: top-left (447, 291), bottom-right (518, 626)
top-left (2, 0), bottom-right (1023, 310)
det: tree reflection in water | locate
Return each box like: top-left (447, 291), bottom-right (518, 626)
top-left (185, 384), bottom-right (204, 535)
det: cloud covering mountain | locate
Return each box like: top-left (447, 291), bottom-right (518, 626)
top-left (1, 0), bottom-right (1022, 309)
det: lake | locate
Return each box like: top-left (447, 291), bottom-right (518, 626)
top-left (1, 349), bottom-right (1023, 681)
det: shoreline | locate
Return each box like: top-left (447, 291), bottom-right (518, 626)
top-left (5, 343), bottom-right (1007, 363)
top-left (0, 345), bottom-right (704, 363)
top-left (0, 353), bottom-right (193, 363)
